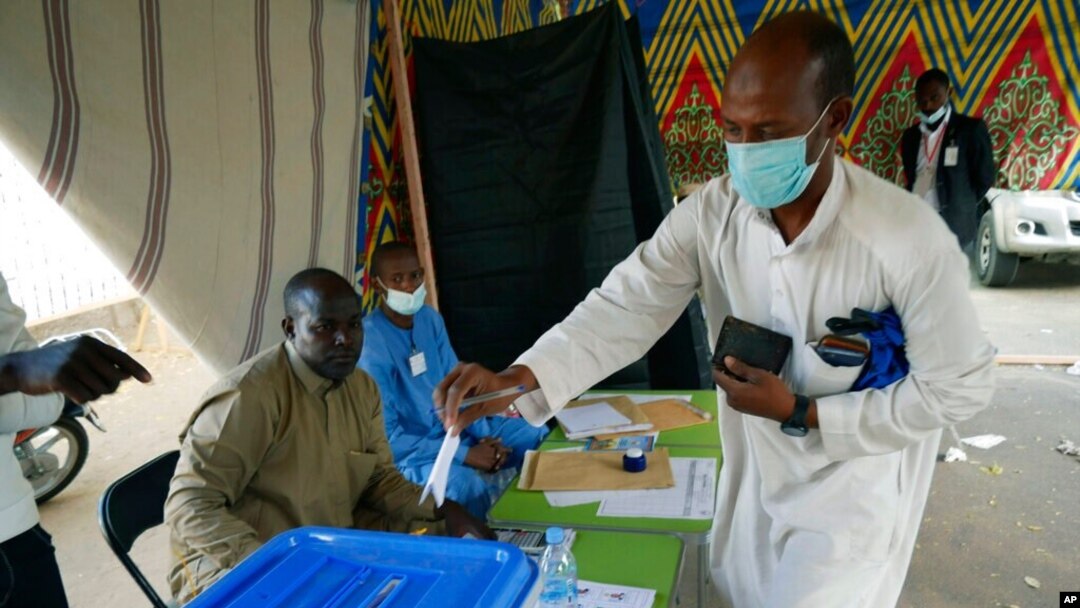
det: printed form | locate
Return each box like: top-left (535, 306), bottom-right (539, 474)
top-left (596, 457), bottom-right (716, 519)
top-left (575, 580), bottom-right (656, 608)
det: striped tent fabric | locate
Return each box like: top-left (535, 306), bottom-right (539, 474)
top-left (0, 0), bottom-right (371, 373)
top-left (358, 0), bottom-right (1080, 305)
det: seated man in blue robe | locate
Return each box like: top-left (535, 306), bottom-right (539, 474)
top-left (358, 242), bottom-right (548, 517)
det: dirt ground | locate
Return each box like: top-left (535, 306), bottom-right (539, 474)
top-left (31, 261), bottom-right (1080, 608)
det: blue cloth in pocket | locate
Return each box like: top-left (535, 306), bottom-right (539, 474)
top-left (826, 306), bottom-right (910, 391)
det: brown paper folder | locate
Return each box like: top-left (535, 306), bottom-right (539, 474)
top-left (518, 448), bottom-right (675, 491)
top-left (594, 399), bottom-right (710, 441)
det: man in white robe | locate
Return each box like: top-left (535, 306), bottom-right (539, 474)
top-left (434, 11), bottom-right (995, 607)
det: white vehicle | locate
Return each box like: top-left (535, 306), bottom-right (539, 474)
top-left (976, 187), bottom-right (1080, 286)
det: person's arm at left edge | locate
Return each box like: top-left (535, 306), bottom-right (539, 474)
top-left (1, 275), bottom-right (149, 430)
top-left (358, 381), bottom-right (494, 538)
top-left (1, 278), bottom-right (59, 430)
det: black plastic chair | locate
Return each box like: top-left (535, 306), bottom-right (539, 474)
top-left (98, 450), bottom-right (180, 608)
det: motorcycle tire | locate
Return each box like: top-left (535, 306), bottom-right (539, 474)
top-left (32, 417), bottom-right (90, 504)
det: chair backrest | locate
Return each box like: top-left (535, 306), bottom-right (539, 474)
top-left (98, 450), bottom-right (180, 608)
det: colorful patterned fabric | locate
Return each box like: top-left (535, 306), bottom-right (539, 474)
top-left (358, 0), bottom-right (1080, 310)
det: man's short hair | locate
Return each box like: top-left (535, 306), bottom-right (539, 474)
top-left (283, 267), bottom-right (353, 317)
top-left (916, 68), bottom-right (951, 90)
top-left (369, 241), bottom-right (416, 278)
top-left (803, 16), bottom-right (856, 109)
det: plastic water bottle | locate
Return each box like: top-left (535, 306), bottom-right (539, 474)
top-left (538, 527), bottom-right (577, 606)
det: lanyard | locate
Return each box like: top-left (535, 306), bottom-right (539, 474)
top-left (407, 328), bottom-right (427, 377)
top-left (921, 120), bottom-right (949, 166)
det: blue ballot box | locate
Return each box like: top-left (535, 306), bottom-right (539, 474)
top-left (185, 527), bottom-right (539, 608)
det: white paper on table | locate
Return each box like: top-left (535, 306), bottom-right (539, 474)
top-left (419, 432), bottom-right (461, 507)
top-left (584, 392), bottom-right (693, 405)
top-left (544, 490), bottom-right (612, 507)
top-left (555, 402), bottom-right (632, 435)
top-left (575, 580), bottom-right (656, 608)
top-left (596, 457), bottom-right (716, 519)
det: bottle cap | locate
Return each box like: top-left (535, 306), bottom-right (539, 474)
top-left (623, 448), bottom-right (647, 472)
top-left (545, 527), bottom-right (564, 545)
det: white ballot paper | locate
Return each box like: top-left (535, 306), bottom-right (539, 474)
top-left (419, 432), bottom-right (461, 507)
top-left (555, 402), bottom-right (632, 436)
top-left (596, 457), bottom-right (717, 519)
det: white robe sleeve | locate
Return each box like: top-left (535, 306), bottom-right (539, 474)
top-left (512, 197), bottom-right (705, 425)
top-left (0, 274), bottom-right (64, 432)
top-left (816, 247), bottom-right (996, 461)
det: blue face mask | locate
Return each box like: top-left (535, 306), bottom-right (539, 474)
top-left (918, 104), bottom-right (948, 125)
top-left (725, 103), bottom-right (834, 209)
top-left (378, 279), bottom-right (427, 316)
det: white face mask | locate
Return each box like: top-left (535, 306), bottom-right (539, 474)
top-left (918, 104), bottom-right (948, 126)
top-left (377, 278), bottom-right (426, 316)
top-left (725, 101), bottom-right (834, 209)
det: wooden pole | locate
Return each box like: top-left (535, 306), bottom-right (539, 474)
top-left (386, 0), bottom-right (439, 310)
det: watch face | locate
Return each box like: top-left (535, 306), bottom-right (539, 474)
top-left (781, 421), bottom-right (808, 437)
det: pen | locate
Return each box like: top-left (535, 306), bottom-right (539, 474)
top-left (434, 385), bottom-right (528, 414)
top-left (676, 399), bottom-right (714, 421)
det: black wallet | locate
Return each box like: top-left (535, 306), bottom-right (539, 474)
top-left (712, 315), bottom-right (793, 380)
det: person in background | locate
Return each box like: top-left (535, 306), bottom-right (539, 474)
top-left (359, 242), bottom-right (548, 518)
top-left (165, 268), bottom-right (491, 604)
top-left (1, 271), bottom-right (152, 608)
top-left (433, 12), bottom-right (994, 607)
top-left (902, 68), bottom-right (996, 251)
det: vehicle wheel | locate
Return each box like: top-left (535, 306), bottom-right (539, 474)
top-left (976, 212), bottom-right (1019, 287)
top-left (16, 418), bottom-right (90, 504)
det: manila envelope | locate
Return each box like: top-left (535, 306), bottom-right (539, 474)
top-left (517, 448), bottom-right (675, 491)
top-left (594, 399), bottom-right (710, 441)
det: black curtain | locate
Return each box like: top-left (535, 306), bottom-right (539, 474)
top-left (413, 4), bottom-right (711, 390)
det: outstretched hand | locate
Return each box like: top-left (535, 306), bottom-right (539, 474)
top-left (0, 336), bottom-right (152, 403)
top-left (433, 363), bottom-right (537, 436)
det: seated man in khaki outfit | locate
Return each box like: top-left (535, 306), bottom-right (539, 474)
top-left (165, 268), bottom-right (490, 603)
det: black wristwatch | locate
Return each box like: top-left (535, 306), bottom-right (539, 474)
top-left (780, 394), bottom-right (810, 437)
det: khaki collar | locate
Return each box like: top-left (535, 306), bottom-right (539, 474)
top-left (284, 340), bottom-right (337, 396)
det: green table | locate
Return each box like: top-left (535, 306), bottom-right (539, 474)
top-left (489, 445), bottom-right (721, 608)
top-left (544, 389), bottom-right (720, 448)
top-left (500, 529), bottom-right (684, 608)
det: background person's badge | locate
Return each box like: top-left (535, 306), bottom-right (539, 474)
top-left (409, 351), bottom-right (427, 377)
top-left (944, 145), bottom-right (959, 167)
